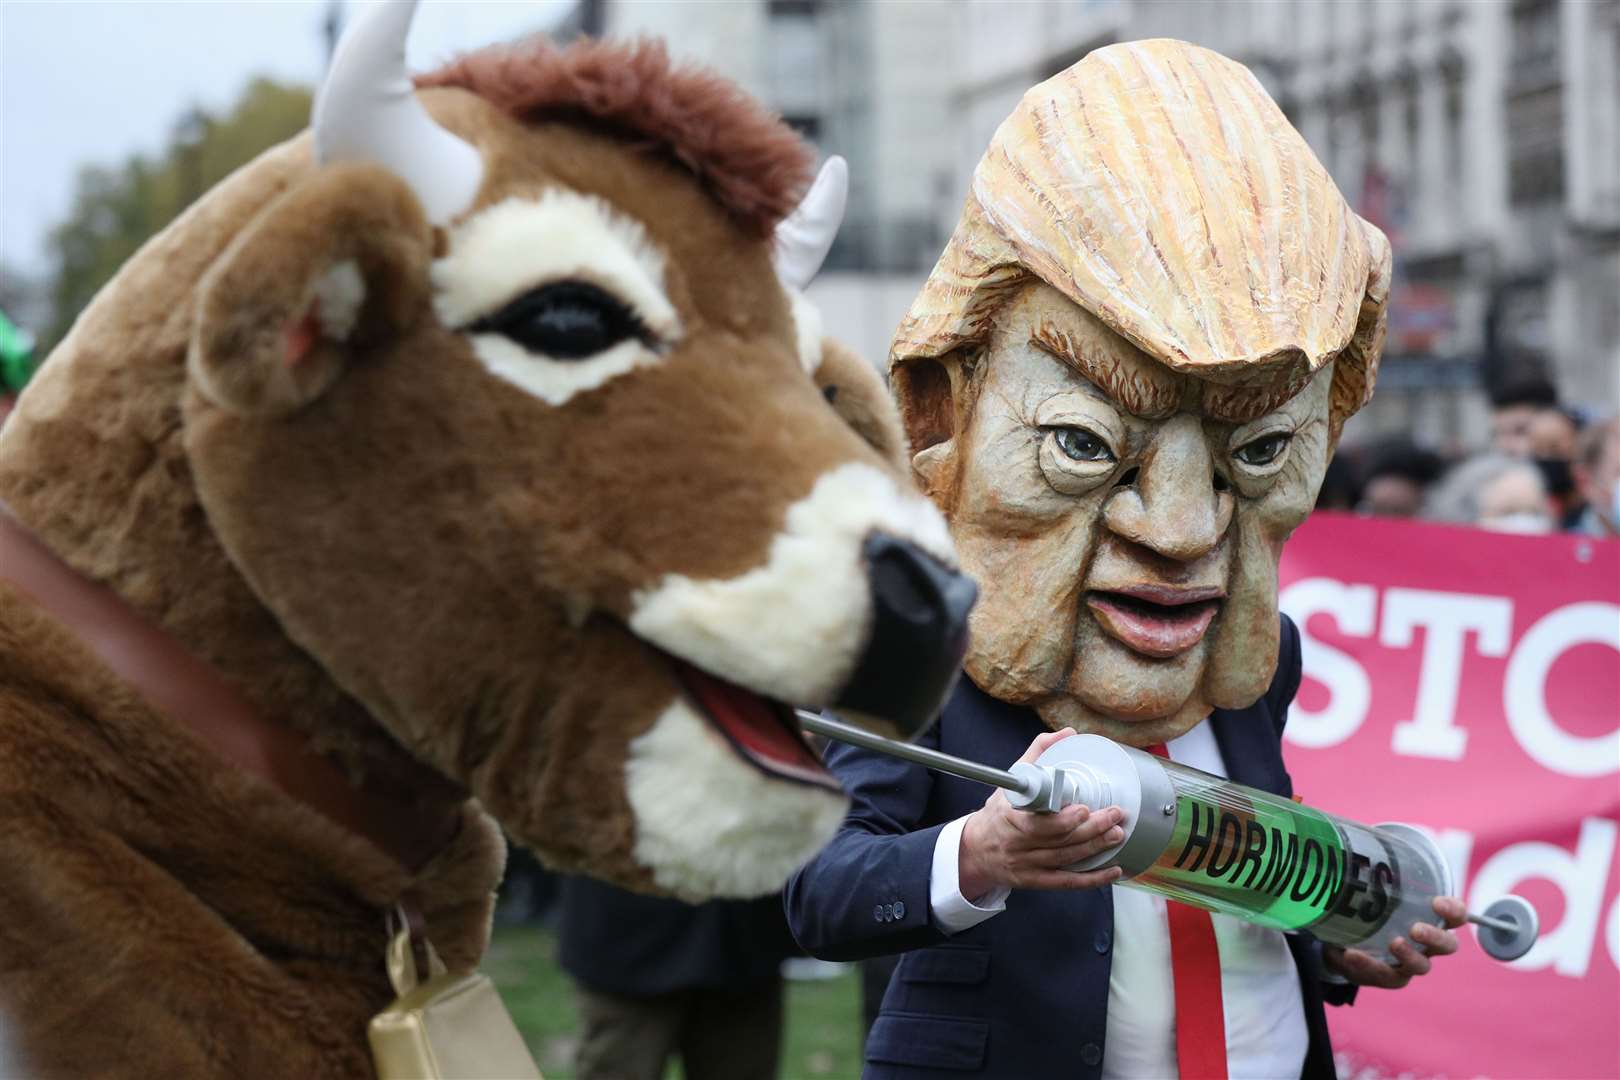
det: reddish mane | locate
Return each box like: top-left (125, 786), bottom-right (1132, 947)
top-left (418, 37), bottom-right (813, 238)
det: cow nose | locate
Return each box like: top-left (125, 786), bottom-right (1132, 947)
top-left (832, 533), bottom-right (977, 738)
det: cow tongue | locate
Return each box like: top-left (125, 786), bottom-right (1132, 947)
top-left (674, 663), bottom-right (838, 791)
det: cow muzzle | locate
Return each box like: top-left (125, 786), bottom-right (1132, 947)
top-left (832, 533), bottom-right (977, 737)
top-left (626, 462), bottom-right (974, 749)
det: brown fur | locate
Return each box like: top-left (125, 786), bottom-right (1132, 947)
top-left (0, 583), bottom-right (503, 1079)
top-left (814, 338), bottom-right (907, 472)
top-left (0, 48), bottom-right (912, 1078)
top-left (191, 162), bottom-right (434, 415)
top-left (183, 99), bottom-right (888, 881)
top-left (418, 37), bottom-right (812, 237)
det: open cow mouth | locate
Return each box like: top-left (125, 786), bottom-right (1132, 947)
top-left (1085, 586), bottom-right (1224, 659)
top-left (672, 660), bottom-right (840, 792)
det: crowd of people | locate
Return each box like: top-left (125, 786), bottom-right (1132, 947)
top-left (1317, 373), bottom-right (1620, 538)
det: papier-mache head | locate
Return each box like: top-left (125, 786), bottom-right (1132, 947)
top-left (891, 39), bottom-right (1390, 744)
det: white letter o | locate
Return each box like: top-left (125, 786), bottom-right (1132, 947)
top-left (1503, 602), bottom-right (1620, 778)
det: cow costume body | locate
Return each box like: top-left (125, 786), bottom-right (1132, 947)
top-left (0, 8), bottom-right (971, 1076)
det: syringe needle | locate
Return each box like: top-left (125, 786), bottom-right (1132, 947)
top-left (795, 710), bottom-right (1033, 796)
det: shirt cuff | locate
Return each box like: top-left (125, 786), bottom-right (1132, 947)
top-left (929, 814), bottom-right (1010, 935)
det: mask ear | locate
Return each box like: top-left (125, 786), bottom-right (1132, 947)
top-left (911, 439), bottom-right (957, 500)
top-left (890, 354), bottom-right (964, 507)
top-left (189, 162), bottom-right (433, 415)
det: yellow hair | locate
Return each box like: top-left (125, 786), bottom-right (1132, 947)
top-left (891, 39), bottom-right (1390, 447)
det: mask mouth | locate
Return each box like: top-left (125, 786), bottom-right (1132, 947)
top-left (1084, 585), bottom-right (1225, 659)
top-left (669, 658), bottom-right (839, 792)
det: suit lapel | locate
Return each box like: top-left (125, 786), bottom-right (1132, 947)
top-left (1208, 705), bottom-right (1288, 796)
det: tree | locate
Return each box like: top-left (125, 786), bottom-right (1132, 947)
top-left (42, 78), bottom-right (313, 351)
top-left (0, 262), bottom-right (47, 336)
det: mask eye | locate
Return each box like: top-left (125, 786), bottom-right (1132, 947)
top-left (467, 281), bottom-right (648, 360)
top-left (1233, 432), bottom-right (1291, 468)
top-left (1053, 426), bottom-right (1116, 463)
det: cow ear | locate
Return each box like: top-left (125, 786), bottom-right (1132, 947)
top-left (189, 162), bottom-right (434, 415)
top-left (813, 338), bottom-right (907, 472)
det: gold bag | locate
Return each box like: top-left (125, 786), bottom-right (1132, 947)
top-left (369, 912), bottom-right (543, 1079)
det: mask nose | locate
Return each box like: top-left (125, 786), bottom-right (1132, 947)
top-left (832, 533), bottom-right (977, 737)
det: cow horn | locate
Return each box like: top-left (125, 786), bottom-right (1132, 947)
top-left (774, 156), bottom-right (847, 290)
top-left (312, 0), bottom-right (482, 225)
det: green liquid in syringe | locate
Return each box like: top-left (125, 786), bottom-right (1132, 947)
top-left (1128, 773), bottom-right (1355, 933)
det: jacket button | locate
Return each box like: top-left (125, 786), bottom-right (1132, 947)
top-left (1080, 1042), bottom-right (1102, 1066)
top-left (893, 900), bottom-right (907, 920)
top-left (1094, 930), bottom-right (1111, 954)
top-left (873, 904), bottom-right (885, 923)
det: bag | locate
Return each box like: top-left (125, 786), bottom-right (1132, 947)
top-left (368, 907), bottom-right (543, 1079)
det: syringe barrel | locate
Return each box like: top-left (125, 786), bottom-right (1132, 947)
top-left (1131, 759), bottom-right (1453, 957)
top-left (1034, 736), bottom-right (1455, 960)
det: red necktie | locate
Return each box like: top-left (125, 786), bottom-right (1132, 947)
top-left (1146, 743), bottom-right (1229, 1080)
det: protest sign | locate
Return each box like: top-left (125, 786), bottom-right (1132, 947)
top-left (1279, 514), bottom-right (1619, 1079)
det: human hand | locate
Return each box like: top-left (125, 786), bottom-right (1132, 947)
top-left (957, 727), bottom-right (1126, 899)
top-left (1323, 896), bottom-right (1466, 989)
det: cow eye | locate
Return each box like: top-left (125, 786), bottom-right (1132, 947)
top-left (1233, 432), bottom-right (1291, 467)
top-left (468, 281), bottom-right (647, 360)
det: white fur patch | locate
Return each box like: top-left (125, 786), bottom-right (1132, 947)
top-left (786, 286), bottom-right (825, 375)
top-left (628, 462), bottom-right (956, 703)
top-left (313, 260), bottom-right (365, 341)
top-left (431, 191), bottom-right (681, 406)
top-left (463, 334), bottom-right (661, 408)
top-left (625, 699), bottom-right (848, 900)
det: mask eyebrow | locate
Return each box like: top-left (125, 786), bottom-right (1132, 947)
top-left (1029, 319), bottom-right (1180, 419)
top-left (1200, 359), bottom-right (1318, 423)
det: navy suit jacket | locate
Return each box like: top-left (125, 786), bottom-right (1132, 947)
top-left (785, 616), bottom-right (1352, 1078)
top-left (557, 876), bottom-right (795, 996)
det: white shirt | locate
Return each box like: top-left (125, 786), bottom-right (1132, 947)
top-left (929, 722), bottom-right (1309, 1079)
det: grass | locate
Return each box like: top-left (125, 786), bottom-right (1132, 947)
top-left (484, 925), bottom-right (866, 1079)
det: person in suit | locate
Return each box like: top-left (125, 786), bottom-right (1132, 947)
top-left (785, 40), bottom-right (1465, 1079)
top-left (557, 875), bottom-right (797, 1080)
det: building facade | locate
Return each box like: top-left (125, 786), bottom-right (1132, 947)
top-left (600, 0), bottom-right (1620, 447)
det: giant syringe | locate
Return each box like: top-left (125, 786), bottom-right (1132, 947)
top-left (799, 712), bottom-right (1538, 963)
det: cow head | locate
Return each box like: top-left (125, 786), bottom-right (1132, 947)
top-left (178, 3), bottom-right (971, 899)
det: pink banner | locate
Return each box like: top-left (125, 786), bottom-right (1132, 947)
top-left (1278, 513), bottom-right (1620, 1079)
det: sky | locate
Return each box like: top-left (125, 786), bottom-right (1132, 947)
top-left (1, 0), bottom-right (572, 280)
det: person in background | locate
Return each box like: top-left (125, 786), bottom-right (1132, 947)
top-left (1356, 438), bottom-right (1445, 518)
top-left (1426, 453), bottom-right (1553, 533)
top-left (1488, 372), bottom-right (1560, 457)
top-left (494, 844), bottom-right (561, 927)
top-left (1525, 407), bottom-right (1586, 529)
top-left (1314, 453), bottom-right (1359, 512)
top-left (1574, 416), bottom-right (1620, 538)
top-left (555, 875), bottom-right (796, 1080)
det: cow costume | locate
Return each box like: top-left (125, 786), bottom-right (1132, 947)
top-left (0, 5), bottom-right (973, 1076)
